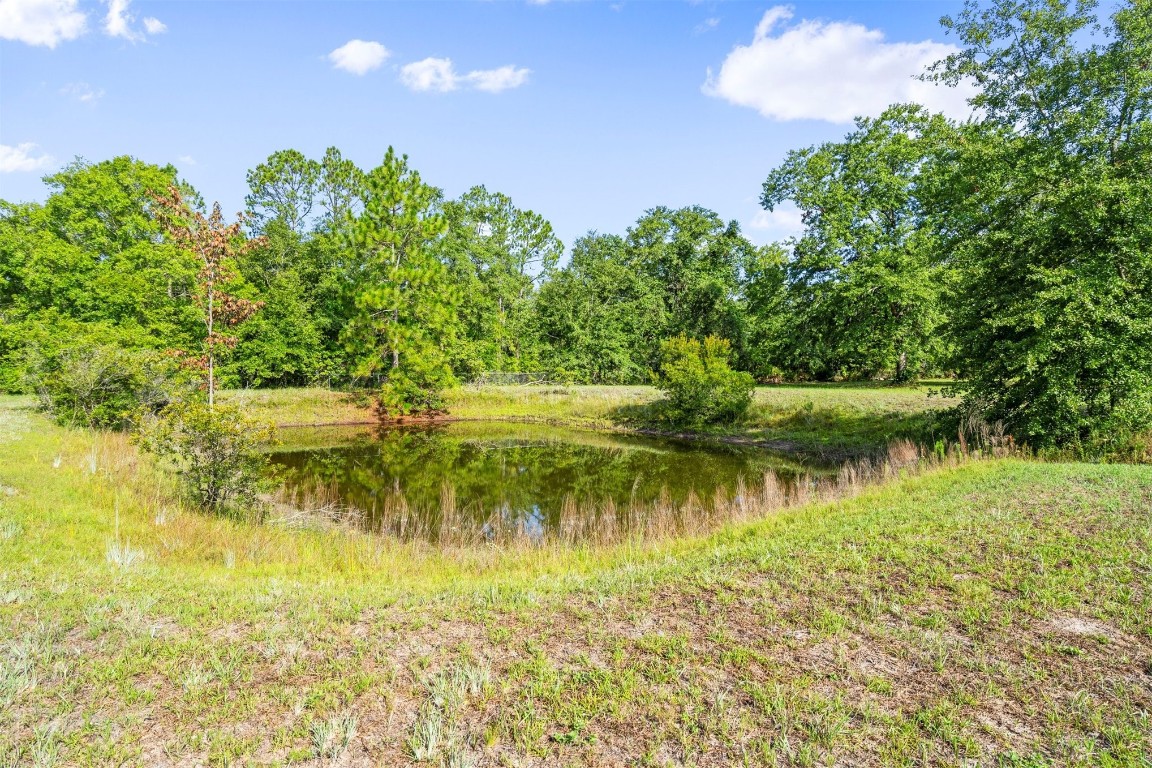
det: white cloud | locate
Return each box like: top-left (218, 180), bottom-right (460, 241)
top-left (328, 39), bottom-right (390, 75)
top-left (749, 203), bottom-right (805, 241)
top-left (465, 65), bottom-right (531, 93)
top-left (103, 0), bottom-right (134, 38)
top-left (60, 81), bottom-right (105, 103)
top-left (400, 57), bottom-right (530, 94)
top-left (704, 6), bottom-right (975, 123)
top-left (103, 0), bottom-right (163, 41)
top-left (178, 155), bottom-right (196, 166)
top-left (0, 143), bottom-right (55, 173)
top-left (400, 57), bottom-right (459, 92)
top-left (0, 0), bottom-right (87, 47)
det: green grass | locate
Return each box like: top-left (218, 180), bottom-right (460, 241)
top-left (449, 384), bottom-right (956, 452)
top-left (218, 381), bottom-right (957, 454)
top-left (1, 391), bottom-right (1149, 766)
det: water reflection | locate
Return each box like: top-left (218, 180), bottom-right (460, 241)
top-left (266, 421), bottom-right (837, 542)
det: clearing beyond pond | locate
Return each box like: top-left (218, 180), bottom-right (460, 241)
top-left (1, 385), bottom-right (1149, 766)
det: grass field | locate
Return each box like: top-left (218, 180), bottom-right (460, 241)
top-left (1, 389), bottom-right (1149, 766)
top-left (222, 382), bottom-right (957, 454)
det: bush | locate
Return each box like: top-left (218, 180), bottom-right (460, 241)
top-left (654, 336), bottom-right (754, 426)
top-left (377, 350), bottom-right (456, 419)
top-left (27, 341), bottom-right (184, 429)
top-left (136, 398), bottom-right (274, 517)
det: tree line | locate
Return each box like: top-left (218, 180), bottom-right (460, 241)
top-left (0, 0), bottom-right (1148, 452)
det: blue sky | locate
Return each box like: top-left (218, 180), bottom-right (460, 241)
top-left (1, 0), bottom-right (971, 250)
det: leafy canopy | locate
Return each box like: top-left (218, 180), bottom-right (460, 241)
top-left (930, 0), bottom-right (1152, 449)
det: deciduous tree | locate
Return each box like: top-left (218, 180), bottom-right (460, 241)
top-left (762, 105), bottom-right (952, 381)
top-left (153, 187), bottom-right (265, 406)
top-left (929, 0), bottom-right (1152, 448)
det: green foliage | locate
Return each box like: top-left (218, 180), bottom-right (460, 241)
top-left (343, 148), bottom-right (459, 408)
top-left (377, 345), bottom-right (456, 417)
top-left (224, 270), bottom-right (327, 388)
top-left (654, 336), bottom-right (754, 426)
top-left (929, 0), bottom-right (1152, 449)
top-left (26, 338), bottom-right (184, 430)
top-left (136, 398), bottom-right (274, 516)
top-left (762, 105), bottom-right (953, 382)
top-left (0, 157), bottom-right (201, 391)
top-left (533, 234), bottom-right (665, 384)
top-left (532, 208), bottom-right (762, 384)
top-left (439, 186), bottom-right (562, 378)
top-left (740, 243), bottom-right (790, 380)
top-left (244, 149), bottom-right (320, 234)
top-left (626, 206), bottom-right (753, 350)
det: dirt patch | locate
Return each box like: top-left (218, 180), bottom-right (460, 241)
top-left (1042, 614), bottom-right (1123, 643)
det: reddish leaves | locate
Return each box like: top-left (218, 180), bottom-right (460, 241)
top-left (152, 186), bottom-right (266, 396)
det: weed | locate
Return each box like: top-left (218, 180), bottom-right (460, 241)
top-left (442, 743), bottom-right (478, 768)
top-left (311, 712), bottom-right (357, 760)
top-left (426, 659), bottom-right (490, 711)
top-left (0, 519), bottom-right (20, 540)
top-left (28, 723), bottom-right (61, 768)
top-left (408, 704), bottom-right (444, 762)
top-left (0, 638), bottom-right (37, 708)
top-left (180, 663), bottom-right (212, 694)
top-left (106, 536), bottom-right (144, 569)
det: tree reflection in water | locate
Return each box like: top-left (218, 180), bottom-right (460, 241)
top-left (267, 421), bottom-right (836, 543)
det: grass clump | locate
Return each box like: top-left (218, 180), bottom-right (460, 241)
top-left (104, 537), bottom-right (144, 570)
top-left (311, 712), bottom-right (357, 761)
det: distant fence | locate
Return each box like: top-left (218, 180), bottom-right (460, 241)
top-left (470, 371), bottom-right (548, 386)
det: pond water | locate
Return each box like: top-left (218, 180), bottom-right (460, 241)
top-left (267, 421), bottom-right (839, 543)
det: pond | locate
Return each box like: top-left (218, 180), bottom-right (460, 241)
top-left (266, 421), bottom-right (841, 543)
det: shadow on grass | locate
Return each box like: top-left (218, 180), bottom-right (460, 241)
top-left (607, 397), bottom-right (951, 458)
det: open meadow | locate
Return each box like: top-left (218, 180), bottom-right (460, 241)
top-left (1, 386), bottom-right (1149, 766)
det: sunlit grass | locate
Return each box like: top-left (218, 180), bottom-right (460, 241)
top-left (1, 392), bottom-right (1148, 765)
top-left (211, 381), bottom-right (958, 453)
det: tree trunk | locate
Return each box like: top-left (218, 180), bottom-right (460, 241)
top-left (207, 281), bottom-right (215, 407)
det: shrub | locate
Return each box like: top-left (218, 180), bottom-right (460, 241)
top-left (377, 350), bottom-right (456, 419)
top-left (135, 398), bottom-right (274, 517)
top-left (654, 335), bottom-right (754, 426)
top-left (27, 341), bottom-right (183, 430)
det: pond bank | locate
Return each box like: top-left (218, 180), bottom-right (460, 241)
top-left (276, 414), bottom-right (816, 454)
top-left (225, 382), bottom-right (955, 456)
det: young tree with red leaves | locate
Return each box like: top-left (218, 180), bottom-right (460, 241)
top-left (152, 186), bottom-right (265, 406)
